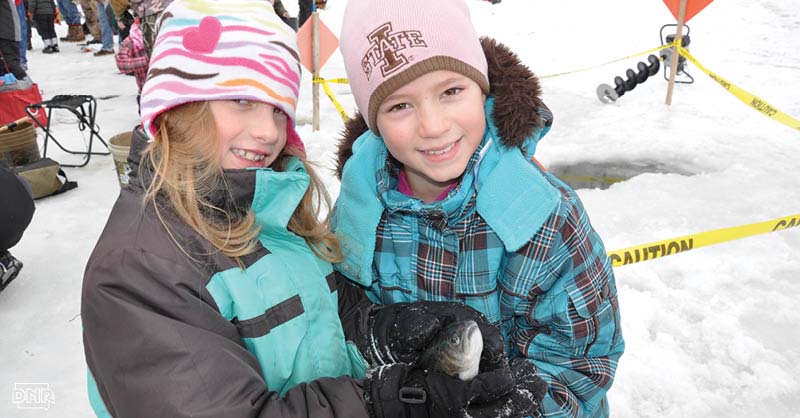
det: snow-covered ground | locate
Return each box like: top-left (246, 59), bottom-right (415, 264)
top-left (2, 0), bottom-right (798, 417)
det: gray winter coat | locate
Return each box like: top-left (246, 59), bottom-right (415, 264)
top-left (82, 129), bottom-right (374, 418)
top-left (0, 0), bottom-right (21, 41)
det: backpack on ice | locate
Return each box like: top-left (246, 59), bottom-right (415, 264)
top-left (14, 158), bottom-right (78, 199)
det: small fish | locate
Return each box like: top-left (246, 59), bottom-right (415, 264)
top-left (417, 320), bottom-right (483, 381)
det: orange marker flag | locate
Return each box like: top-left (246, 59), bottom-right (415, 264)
top-left (296, 16), bottom-right (339, 73)
top-left (662, 0), bottom-right (714, 23)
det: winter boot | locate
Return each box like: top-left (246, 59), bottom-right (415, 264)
top-left (60, 25), bottom-right (72, 41)
top-left (44, 39), bottom-right (60, 53)
top-left (0, 251), bottom-right (23, 292)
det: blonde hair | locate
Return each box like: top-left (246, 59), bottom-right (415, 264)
top-left (142, 101), bottom-right (342, 267)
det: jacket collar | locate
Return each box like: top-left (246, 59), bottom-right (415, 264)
top-left (373, 100), bottom-right (498, 223)
top-left (333, 97), bottom-right (561, 286)
top-left (128, 126), bottom-right (308, 231)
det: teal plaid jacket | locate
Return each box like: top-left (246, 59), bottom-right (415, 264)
top-left (334, 98), bottom-right (624, 418)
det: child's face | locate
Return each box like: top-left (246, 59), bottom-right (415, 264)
top-left (375, 70), bottom-right (486, 199)
top-left (210, 100), bottom-right (288, 170)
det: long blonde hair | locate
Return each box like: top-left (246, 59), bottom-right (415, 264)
top-left (142, 101), bottom-right (342, 267)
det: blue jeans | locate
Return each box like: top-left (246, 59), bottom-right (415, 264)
top-left (56, 0), bottom-right (82, 25)
top-left (16, 2), bottom-right (27, 65)
top-left (96, 3), bottom-right (114, 51)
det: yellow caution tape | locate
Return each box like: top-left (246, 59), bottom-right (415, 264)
top-left (312, 77), bottom-right (350, 122)
top-left (313, 78), bottom-right (349, 84)
top-left (608, 213), bottom-right (800, 267)
top-left (540, 44), bottom-right (672, 79)
top-left (675, 46), bottom-right (800, 132)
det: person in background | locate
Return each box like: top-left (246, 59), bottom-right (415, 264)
top-left (297, 0), bottom-right (311, 27)
top-left (272, 0), bottom-right (294, 29)
top-left (78, 0), bottom-right (102, 43)
top-left (127, 0), bottom-right (172, 57)
top-left (92, 0), bottom-right (114, 55)
top-left (108, 0), bottom-right (126, 21)
top-left (28, 0), bottom-right (59, 53)
top-left (82, 1), bottom-right (536, 418)
top-left (24, 0), bottom-right (33, 50)
top-left (334, 0), bottom-right (625, 417)
top-left (1, 0), bottom-right (28, 77)
top-left (56, 0), bottom-right (84, 41)
top-left (117, 9), bottom-right (133, 41)
top-left (0, 160), bottom-right (35, 293)
top-left (108, 0), bottom-right (132, 42)
top-left (114, 19), bottom-right (145, 107)
top-left (15, 0), bottom-right (28, 69)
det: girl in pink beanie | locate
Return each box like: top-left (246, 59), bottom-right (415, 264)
top-left (334, 1), bottom-right (625, 418)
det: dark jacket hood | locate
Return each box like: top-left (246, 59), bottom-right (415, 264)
top-left (335, 37), bottom-right (548, 179)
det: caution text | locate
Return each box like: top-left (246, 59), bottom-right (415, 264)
top-left (709, 73), bottom-right (731, 90)
top-left (773, 217), bottom-right (799, 232)
top-left (610, 238), bottom-right (694, 266)
top-left (750, 98), bottom-right (778, 117)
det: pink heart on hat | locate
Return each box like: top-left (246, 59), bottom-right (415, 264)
top-left (182, 16), bottom-right (222, 54)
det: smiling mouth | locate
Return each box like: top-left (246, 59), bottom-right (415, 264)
top-left (232, 148), bottom-right (268, 162)
top-left (419, 138), bottom-right (461, 155)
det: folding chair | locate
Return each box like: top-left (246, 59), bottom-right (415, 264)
top-left (25, 95), bottom-right (109, 168)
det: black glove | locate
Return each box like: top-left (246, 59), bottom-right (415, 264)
top-left (365, 362), bottom-right (515, 418)
top-left (355, 301), bottom-right (506, 370)
top-left (466, 358), bottom-right (548, 418)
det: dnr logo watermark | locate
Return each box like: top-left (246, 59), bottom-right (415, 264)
top-left (12, 383), bottom-right (55, 410)
top-left (361, 22), bottom-right (427, 81)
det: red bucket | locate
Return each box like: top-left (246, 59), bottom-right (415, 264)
top-left (0, 83), bottom-right (48, 127)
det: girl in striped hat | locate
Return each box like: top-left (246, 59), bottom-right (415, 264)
top-left (81, 1), bottom-right (523, 417)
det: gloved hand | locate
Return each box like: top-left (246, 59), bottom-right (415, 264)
top-left (354, 301), bottom-right (506, 370)
top-left (465, 358), bottom-right (548, 418)
top-left (365, 362), bottom-right (515, 418)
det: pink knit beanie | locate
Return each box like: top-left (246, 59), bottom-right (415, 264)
top-left (340, 0), bottom-right (489, 134)
top-left (140, 0), bottom-right (305, 156)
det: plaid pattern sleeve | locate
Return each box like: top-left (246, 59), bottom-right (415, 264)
top-left (500, 186), bottom-right (624, 418)
top-left (115, 36), bottom-right (149, 90)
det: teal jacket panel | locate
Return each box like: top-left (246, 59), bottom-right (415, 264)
top-left (207, 159), bottom-right (365, 397)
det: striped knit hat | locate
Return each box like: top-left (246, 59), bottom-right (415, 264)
top-left (140, 0), bottom-right (304, 154)
top-left (340, 0), bottom-right (489, 134)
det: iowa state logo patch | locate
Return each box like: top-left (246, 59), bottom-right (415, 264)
top-left (361, 22), bottom-right (428, 81)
